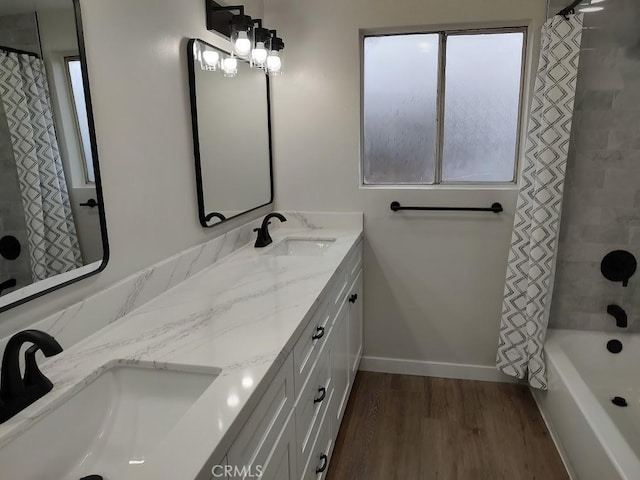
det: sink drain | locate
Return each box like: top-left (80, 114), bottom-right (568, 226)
top-left (612, 396), bottom-right (628, 407)
top-left (606, 339), bottom-right (623, 353)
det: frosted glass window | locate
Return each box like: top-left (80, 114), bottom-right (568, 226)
top-left (442, 33), bottom-right (524, 182)
top-left (362, 29), bottom-right (525, 185)
top-left (66, 58), bottom-right (95, 183)
top-left (363, 34), bottom-right (439, 184)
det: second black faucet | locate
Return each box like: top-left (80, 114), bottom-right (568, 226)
top-left (254, 213), bottom-right (287, 248)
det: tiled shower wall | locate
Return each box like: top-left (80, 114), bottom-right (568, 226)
top-left (550, 1), bottom-right (640, 332)
top-left (0, 14), bottom-right (40, 291)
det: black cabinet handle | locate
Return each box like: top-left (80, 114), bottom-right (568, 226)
top-left (348, 293), bottom-right (358, 304)
top-left (315, 453), bottom-right (328, 474)
top-left (313, 387), bottom-right (326, 404)
top-left (80, 198), bottom-right (98, 208)
top-left (312, 326), bottom-right (325, 340)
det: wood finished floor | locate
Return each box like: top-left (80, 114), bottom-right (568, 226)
top-left (328, 372), bottom-right (568, 480)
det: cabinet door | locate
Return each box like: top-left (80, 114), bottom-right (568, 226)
top-left (300, 391), bottom-right (334, 480)
top-left (331, 300), bottom-right (350, 426)
top-left (348, 271), bottom-right (363, 376)
top-left (227, 356), bottom-right (294, 479)
top-left (259, 412), bottom-right (297, 480)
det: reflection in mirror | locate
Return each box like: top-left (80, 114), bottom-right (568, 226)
top-left (0, 0), bottom-right (108, 311)
top-left (187, 39), bottom-right (273, 228)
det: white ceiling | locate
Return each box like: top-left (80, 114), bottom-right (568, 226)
top-left (0, 0), bottom-right (71, 16)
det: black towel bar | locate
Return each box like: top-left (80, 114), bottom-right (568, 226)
top-left (390, 201), bottom-right (503, 214)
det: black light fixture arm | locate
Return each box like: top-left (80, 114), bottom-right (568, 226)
top-left (556, 0), bottom-right (582, 19)
top-left (210, 3), bottom-right (245, 16)
top-left (206, 1), bottom-right (247, 34)
top-left (267, 29), bottom-right (285, 51)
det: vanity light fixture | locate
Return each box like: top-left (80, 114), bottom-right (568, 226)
top-left (206, 3), bottom-right (253, 57)
top-left (266, 30), bottom-right (284, 75)
top-left (251, 23), bottom-right (270, 68)
top-left (205, 0), bottom-right (285, 75)
top-left (230, 13), bottom-right (253, 56)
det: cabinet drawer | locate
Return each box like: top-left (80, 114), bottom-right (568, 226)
top-left (293, 300), bottom-right (332, 394)
top-left (227, 355), bottom-right (294, 479)
top-left (300, 389), bottom-right (334, 480)
top-left (209, 456), bottom-right (228, 480)
top-left (256, 411), bottom-right (297, 480)
top-left (296, 341), bottom-right (332, 463)
top-left (330, 270), bottom-right (348, 312)
top-left (344, 242), bottom-right (362, 282)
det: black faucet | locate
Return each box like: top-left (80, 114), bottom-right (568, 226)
top-left (0, 330), bottom-right (63, 423)
top-left (607, 304), bottom-right (627, 328)
top-left (254, 213), bottom-right (287, 248)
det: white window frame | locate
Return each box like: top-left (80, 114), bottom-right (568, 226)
top-left (360, 26), bottom-right (528, 188)
top-left (64, 55), bottom-right (95, 184)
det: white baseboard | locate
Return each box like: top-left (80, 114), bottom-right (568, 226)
top-left (359, 356), bottom-right (521, 383)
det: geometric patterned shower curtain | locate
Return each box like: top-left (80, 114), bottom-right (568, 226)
top-left (497, 14), bottom-right (583, 390)
top-left (0, 50), bottom-right (82, 281)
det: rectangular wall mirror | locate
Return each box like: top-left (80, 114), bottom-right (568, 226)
top-left (0, 0), bottom-right (108, 312)
top-left (187, 38), bottom-right (273, 228)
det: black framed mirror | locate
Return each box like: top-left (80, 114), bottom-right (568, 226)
top-left (187, 38), bottom-right (273, 228)
top-left (0, 0), bottom-right (109, 313)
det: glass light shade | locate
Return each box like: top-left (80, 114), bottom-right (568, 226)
top-left (266, 50), bottom-right (282, 74)
top-left (252, 41), bottom-right (268, 67)
top-left (202, 50), bottom-right (220, 71)
top-left (222, 56), bottom-right (238, 77)
top-left (234, 31), bottom-right (252, 56)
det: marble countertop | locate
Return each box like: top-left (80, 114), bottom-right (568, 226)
top-left (0, 226), bottom-right (362, 480)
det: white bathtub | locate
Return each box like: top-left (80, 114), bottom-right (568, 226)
top-left (533, 329), bottom-right (640, 480)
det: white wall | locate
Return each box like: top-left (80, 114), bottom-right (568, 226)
top-left (0, 0), bottom-right (272, 334)
top-left (265, 0), bottom-right (547, 368)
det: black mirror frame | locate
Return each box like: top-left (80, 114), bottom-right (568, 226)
top-left (0, 0), bottom-right (110, 314)
top-left (186, 38), bottom-right (274, 229)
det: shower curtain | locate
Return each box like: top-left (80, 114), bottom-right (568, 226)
top-left (0, 49), bottom-right (82, 281)
top-left (497, 14), bottom-right (583, 389)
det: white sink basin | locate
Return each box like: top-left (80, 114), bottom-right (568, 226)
top-left (0, 363), bottom-right (219, 480)
top-left (264, 238), bottom-right (336, 256)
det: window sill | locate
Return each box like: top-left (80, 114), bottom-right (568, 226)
top-left (359, 183), bottom-right (520, 191)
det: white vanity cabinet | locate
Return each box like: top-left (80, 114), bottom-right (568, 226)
top-left (219, 241), bottom-right (363, 480)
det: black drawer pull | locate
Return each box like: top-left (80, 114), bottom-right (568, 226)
top-left (315, 453), bottom-right (328, 474)
top-left (312, 326), bottom-right (325, 340)
top-left (313, 387), bottom-right (326, 404)
top-left (348, 293), bottom-right (358, 304)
